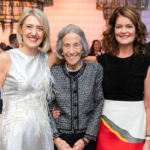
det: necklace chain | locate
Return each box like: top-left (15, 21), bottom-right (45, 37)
top-left (65, 61), bottom-right (83, 72)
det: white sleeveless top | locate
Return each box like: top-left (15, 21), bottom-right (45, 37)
top-left (0, 49), bottom-right (54, 150)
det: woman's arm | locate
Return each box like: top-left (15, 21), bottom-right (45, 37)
top-left (143, 66), bottom-right (150, 150)
top-left (47, 52), bottom-right (98, 69)
top-left (0, 52), bottom-right (11, 90)
top-left (83, 56), bottom-right (97, 63)
top-left (47, 52), bottom-right (65, 69)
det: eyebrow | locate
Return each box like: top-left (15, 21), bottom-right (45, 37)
top-left (116, 24), bottom-right (133, 26)
top-left (26, 24), bottom-right (43, 27)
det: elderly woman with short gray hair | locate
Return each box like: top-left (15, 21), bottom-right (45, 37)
top-left (50, 24), bottom-right (104, 150)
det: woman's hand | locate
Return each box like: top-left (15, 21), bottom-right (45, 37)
top-left (54, 137), bottom-right (72, 150)
top-left (142, 140), bottom-right (150, 150)
top-left (52, 108), bottom-right (60, 119)
top-left (73, 138), bottom-right (90, 150)
top-left (96, 49), bottom-right (105, 56)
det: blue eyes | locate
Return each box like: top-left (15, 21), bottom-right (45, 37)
top-left (26, 25), bottom-right (43, 31)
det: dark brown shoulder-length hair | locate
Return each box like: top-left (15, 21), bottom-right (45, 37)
top-left (89, 40), bottom-right (101, 55)
top-left (102, 6), bottom-right (148, 56)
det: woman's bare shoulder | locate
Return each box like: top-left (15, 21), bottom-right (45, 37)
top-left (0, 52), bottom-right (11, 64)
top-left (0, 52), bottom-right (11, 72)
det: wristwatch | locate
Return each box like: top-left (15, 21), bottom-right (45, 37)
top-left (82, 138), bottom-right (88, 146)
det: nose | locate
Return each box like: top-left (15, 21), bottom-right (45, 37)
top-left (122, 27), bottom-right (127, 33)
top-left (31, 27), bottom-right (37, 35)
top-left (69, 46), bottom-right (74, 54)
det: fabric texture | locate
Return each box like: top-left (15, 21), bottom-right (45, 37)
top-left (97, 53), bottom-right (150, 101)
top-left (96, 53), bottom-right (150, 150)
top-left (0, 49), bottom-right (54, 150)
top-left (50, 63), bottom-right (104, 141)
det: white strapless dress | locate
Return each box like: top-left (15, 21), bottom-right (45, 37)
top-left (0, 49), bottom-right (54, 150)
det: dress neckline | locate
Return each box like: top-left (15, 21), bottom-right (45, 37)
top-left (115, 53), bottom-right (134, 60)
top-left (16, 48), bottom-right (39, 58)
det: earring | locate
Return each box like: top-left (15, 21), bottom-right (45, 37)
top-left (82, 51), bottom-right (83, 53)
top-left (62, 53), bottom-right (63, 55)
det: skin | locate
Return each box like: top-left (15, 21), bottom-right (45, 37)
top-left (0, 15), bottom-right (95, 98)
top-left (62, 32), bottom-right (82, 70)
top-left (19, 15), bottom-right (45, 55)
top-left (115, 15), bottom-right (150, 150)
top-left (54, 32), bottom-right (90, 150)
top-left (0, 15), bottom-right (66, 150)
top-left (53, 15), bottom-right (150, 150)
top-left (0, 15), bottom-right (62, 91)
top-left (93, 41), bottom-right (100, 55)
top-left (115, 15), bottom-right (136, 58)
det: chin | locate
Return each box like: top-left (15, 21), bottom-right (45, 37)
top-left (67, 60), bottom-right (79, 66)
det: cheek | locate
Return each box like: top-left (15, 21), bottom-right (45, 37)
top-left (62, 49), bottom-right (67, 55)
top-left (115, 29), bottom-right (119, 36)
top-left (132, 30), bottom-right (136, 37)
top-left (40, 33), bottom-right (44, 40)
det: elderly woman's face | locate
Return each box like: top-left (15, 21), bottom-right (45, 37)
top-left (62, 32), bottom-right (82, 66)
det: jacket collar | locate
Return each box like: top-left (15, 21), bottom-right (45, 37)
top-left (62, 62), bottom-right (86, 80)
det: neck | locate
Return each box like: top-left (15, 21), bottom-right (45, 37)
top-left (117, 44), bottom-right (134, 58)
top-left (94, 50), bottom-right (99, 54)
top-left (67, 60), bottom-right (82, 71)
top-left (18, 45), bottom-right (38, 56)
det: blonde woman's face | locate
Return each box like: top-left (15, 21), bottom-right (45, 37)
top-left (115, 15), bottom-right (136, 47)
top-left (20, 15), bottom-right (44, 50)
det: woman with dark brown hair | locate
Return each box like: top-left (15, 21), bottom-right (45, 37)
top-left (96, 6), bottom-right (150, 150)
top-left (89, 40), bottom-right (101, 56)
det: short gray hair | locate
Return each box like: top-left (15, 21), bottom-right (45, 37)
top-left (17, 8), bottom-right (50, 53)
top-left (56, 24), bottom-right (89, 59)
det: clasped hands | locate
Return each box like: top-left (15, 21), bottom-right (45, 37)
top-left (54, 137), bottom-right (90, 150)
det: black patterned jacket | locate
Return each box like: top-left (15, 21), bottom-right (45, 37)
top-left (50, 63), bottom-right (104, 141)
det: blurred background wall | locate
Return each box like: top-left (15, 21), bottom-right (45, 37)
top-left (0, 0), bottom-right (150, 51)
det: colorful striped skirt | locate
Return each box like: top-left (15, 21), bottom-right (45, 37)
top-left (97, 100), bottom-right (146, 150)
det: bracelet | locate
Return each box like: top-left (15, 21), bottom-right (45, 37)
top-left (82, 138), bottom-right (88, 146)
top-left (145, 137), bottom-right (150, 141)
top-left (146, 135), bottom-right (150, 137)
